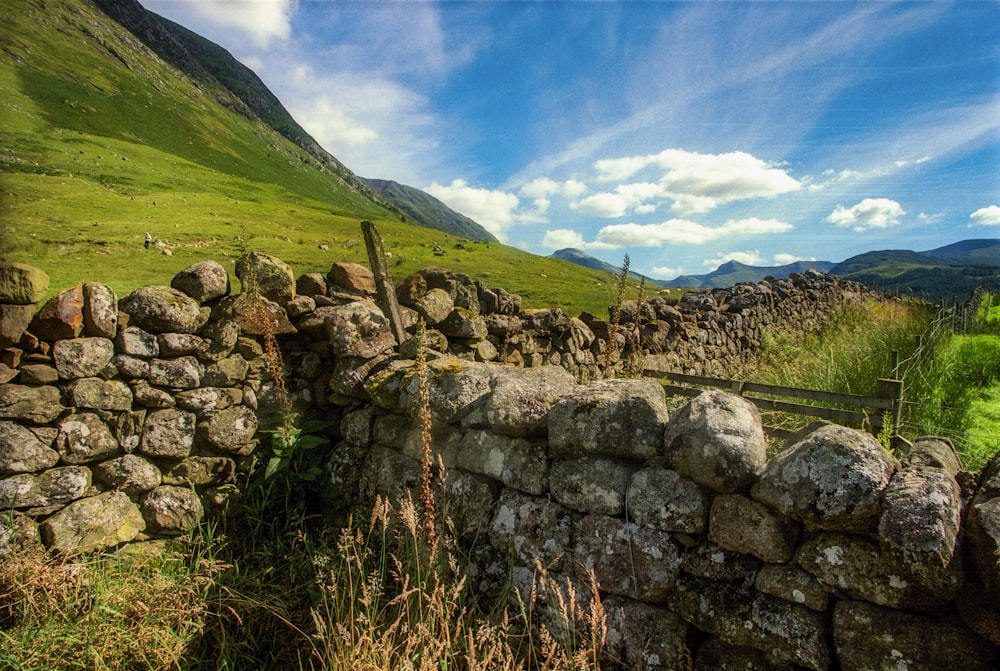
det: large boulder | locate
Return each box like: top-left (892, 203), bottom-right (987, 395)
top-left (751, 422), bottom-right (899, 532)
top-left (665, 390), bottom-right (766, 493)
top-left (484, 365), bottom-right (577, 437)
top-left (141, 485), bottom-right (204, 534)
top-left (52, 337), bottom-right (115, 380)
top-left (709, 493), bottom-right (802, 563)
top-left (82, 282), bottom-right (118, 338)
top-left (236, 252), bottom-right (295, 307)
top-left (549, 378), bottom-right (669, 459)
top-left (30, 283), bottom-right (84, 340)
top-left (40, 490), bottom-right (145, 553)
top-left (626, 466), bottom-right (712, 534)
top-left (327, 261), bottom-right (375, 295)
top-left (0, 262), bottom-right (49, 304)
top-left (119, 285), bottom-right (205, 334)
top-left (323, 302), bottom-right (397, 358)
top-left (0, 303), bottom-right (37, 349)
top-left (171, 260), bottom-right (230, 303)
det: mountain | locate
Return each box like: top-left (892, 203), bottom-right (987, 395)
top-left (830, 240), bottom-right (1000, 303)
top-left (364, 179), bottom-right (498, 243)
top-left (662, 260), bottom-right (835, 289)
top-left (549, 249), bottom-right (665, 287)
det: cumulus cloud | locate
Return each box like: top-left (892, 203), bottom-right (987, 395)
top-left (572, 193), bottom-right (629, 218)
top-left (704, 250), bottom-right (767, 268)
top-left (650, 265), bottom-right (684, 280)
top-left (592, 217), bottom-right (792, 248)
top-left (169, 0), bottom-right (293, 47)
top-left (773, 253), bottom-right (813, 265)
top-left (519, 177), bottom-right (587, 200)
top-left (542, 229), bottom-right (587, 249)
top-left (970, 205), bottom-right (1000, 227)
top-left (592, 149), bottom-right (801, 215)
top-left (425, 179), bottom-right (520, 242)
top-left (826, 198), bottom-right (906, 231)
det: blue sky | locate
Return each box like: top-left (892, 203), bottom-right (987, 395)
top-left (140, 0), bottom-right (999, 279)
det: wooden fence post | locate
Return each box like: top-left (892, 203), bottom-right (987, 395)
top-left (361, 221), bottom-right (407, 346)
top-left (876, 377), bottom-right (903, 445)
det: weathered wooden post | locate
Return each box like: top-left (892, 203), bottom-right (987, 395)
top-left (361, 221), bottom-right (407, 346)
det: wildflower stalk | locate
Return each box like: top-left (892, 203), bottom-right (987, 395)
top-left (413, 319), bottom-right (437, 549)
top-left (604, 253), bottom-right (631, 374)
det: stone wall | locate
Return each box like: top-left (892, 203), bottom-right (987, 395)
top-left (1, 255), bottom-right (997, 669)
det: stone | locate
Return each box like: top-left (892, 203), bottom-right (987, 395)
top-left (92, 454), bottom-right (162, 496)
top-left (196, 405), bottom-right (258, 453)
top-left (665, 390), bottom-right (766, 493)
top-left (201, 354), bottom-right (249, 387)
top-left (171, 260), bottom-right (230, 303)
top-left (709, 494), bottom-right (801, 563)
top-left (111, 354), bottom-right (149, 379)
top-left (0, 420), bottom-right (59, 474)
top-left (458, 430), bottom-right (549, 495)
top-left (908, 436), bottom-right (963, 475)
top-left (174, 386), bottom-right (242, 416)
top-left (141, 485), bottom-right (205, 534)
top-left (56, 412), bottom-right (120, 464)
top-left (285, 294), bottom-right (316, 320)
top-left (327, 261), bottom-right (375, 295)
top-left (237, 251), bottom-right (295, 307)
top-left (130, 380), bottom-right (176, 408)
top-left (413, 288), bottom-right (454, 325)
top-left (441, 469), bottom-right (498, 539)
top-left (751, 422), bottom-right (899, 533)
top-left (966, 487), bottom-right (1000, 601)
top-left (755, 564), bottom-right (830, 612)
top-left (65, 378), bottom-right (133, 411)
top-left (549, 378), bottom-right (669, 459)
top-left (878, 465), bottom-right (963, 598)
top-left (296, 272), bottom-right (327, 297)
top-left (359, 444), bottom-right (421, 504)
top-left (116, 326), bottom-right (160, 358)
top-left (158, 332), bottom-right (202, 356)
top-left (0, 303), bottom-right (36, 349)
top-left (490, 489), bottom-right (572, 570)
top-left (0, 465), bottom-right (90, 509)
top-left (627, 467), bottom-right (712, 534)
top-left (82, 282), bottom-right (117, 338)
top-left (162, 456), bottom-right (235, 487)
top-left (796, 532), bottom-right (945, 612)
top-left (694, 638), bottom-right (798, 671)
top-left (0, 384), bottom-right (64, 423)
top-left (140, 408), bottom-right (196, 459)
top-left (573, 513), bottom-right (682, 602)
top-left (0, 512), bottom-right (41, 558)
top-left (118, 285), bottom-right (205, 334)
top-left (549, 456), bottom-right (631, 515)
top-left (52, 337), bottom-right (115, 380)
top-left (148, 356), bottom-right (202, 389)
top-left (680, 542), bottom-right (762, 582)
top-left (0, 262), bottom-right (49, 304)
top-left (40, 490), bottom-right (145, 553)
top-left (667, 575), bottom-right (832, 671)
top-left (603, 596), bottom-right (691, 671)
top-left (833, 600), bottom-right (998, 671)
top-left (438, 308), bottom-right (487, 339)
top-left (323, 302), bottom-right (397, 358)
top-left (218, 292), bottom-right (296, 336)
top-left (485, 365), bottom-right (577, 437)
top-left (30, 283), bottom-right (84, 340)
top-left (194, 319), bottom-right (240, 363)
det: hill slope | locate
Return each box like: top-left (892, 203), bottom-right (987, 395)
top-left (0, 0), bottom-right (633, 316)
top-left (664, 260), bottom-right (835, 289)
top-left (364, 179), bottom-right (498, 243)
top-left (548, 248), bottom-right (666, 287)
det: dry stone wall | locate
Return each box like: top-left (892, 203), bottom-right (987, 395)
top-left (1, 256), bottom-right (997, 670)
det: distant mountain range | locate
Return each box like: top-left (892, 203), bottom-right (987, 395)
top-left (549, 249), bottom-right (667, 287)
top-left (551, 240), bottom-right (999, 303)
top-left (363, 179), bottom-right (498, 243)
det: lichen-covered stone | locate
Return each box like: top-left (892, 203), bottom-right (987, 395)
top-left (485, 365), bottom-right (577, 437)
top-left (438, 308), bottom-right (488, 339)
top-left (627, 467), bottom-right (712, 534)
top-left (31, 284), bottom-right (84, 340)
top-left (693, 638), bottom-right (798, 671)
top-left (0, 420), bottom-right (59, 474)
top-left (65, 378), bottom-right (133, 411)
top-left (323, 301), bottom-right (396, 358)
top-left (603, 595), bottom-right (691, 671)
top-left (490, 489), bottom-right (572, 570)
top-left (82, 282), bottom-right (118, 338)
top-left (162, 456), bottom-right (235, 487)
top-left (92, 454), bottom-right (162, 496)
top-left (834, 600), bottom-right (998, 671)
top-left (0, 384), bottom-right (64, 423)
top-left (0, 262), bottom-right (49, 304)
top-left (140, 408), bottom-right (196, 459)
top-left (148, 356), bottom-right (202, 389)
top-left (458, 430), bottom-right (547, 495)
top-left (665, 390), bottom-right (766, 493)
top-left (878, 465), bottom-right (963, 598)
top-left (327, 261), bottom-right (375, 295)
top-left (0, 465), bottom-right (91, 508)
top-left (709, 493), bottom-right (801, 563)
top-left (171, 260), bottom-right (230, 303)
top-left (119, 285), bottom-right (205, 334)
top-left (751, 422), bottom-right (899, 532)
top-left (116, 326), bottom-right (160, 358)
top-left (550, 456), bottom-right (630, 515)
top-left (550, 378), bottom-right (669, 459)
top-left (56, 412), bottom-right (120, 464)
top-left (908, 436), bottom-right (963, 475)
top-left (196, 405), bottom-right (258, 453)
top-left (52, 337), bottom-right (115, 380)
top-left (40, 490), bottom-right (145, 553)
top-left (681, 542), bottom-right (762, 583)
top-left (0, 303), bottom-right (36, 349)
top-left (573, 513), bottom-right (681, 602)
top-left (755, 563), bottom-right (830, 612)
top-left (413, 288), bottom-right (454, 325)
top-left (236, 252), bottom-right (295, 307)
top-left (141, 485), bottom-right (204, 534)
top-left (174, 387), bottom-right (242, 417)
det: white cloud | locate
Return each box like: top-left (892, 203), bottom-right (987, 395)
top-left (573, 193), bottom-right (629, 218)
top-left (970, 205), bottom-right (1000, 227)
top-left (592, 216), bottom-right (792, 248)
top-left (424, 179), bottom-right (520, 242)
top-left (773, 253), bottom-right (813, 265)
top-left (592, 149), bottom-right (801, 215)
top-left (704, 250), bottom-right (767, 268)
top-left (650, 265), bottom-right (684, 280)
top-left (826, 198), bottom-right (906, 232)
top-left (519, 177), bottom-right (587, 200)
top-left (173, 0), bottom-right (292, 48)
top-left (542, 229), bottom-right (587, 249)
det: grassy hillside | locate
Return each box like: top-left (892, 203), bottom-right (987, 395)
top-left (0, 0), bottom-right (639, 316)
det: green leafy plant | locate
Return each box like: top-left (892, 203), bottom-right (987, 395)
top-left (264, 413), bottom-right (331, 483)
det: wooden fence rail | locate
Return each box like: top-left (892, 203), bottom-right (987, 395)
top-left (643, 369), bottom-right (904, 443)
